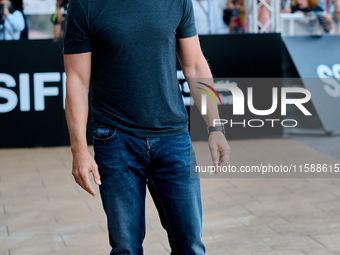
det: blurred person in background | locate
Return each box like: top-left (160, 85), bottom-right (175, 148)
top-left (280, 0), bottom-right (292, 12)
top-left (193, 0), bottom-right (230, 34)
top-left (257, 0), bottom-right (271, 32)
top-left (291, 0), bottom-right (333, 32)
top-left (51, 0), bottom-right (62, 38)
top-left (51, 0), bottom-right (67, 38)
top-left (223, 0), bottom-right (248, 33)
top-left (318, 0), bottom-right (339, 20)
top-left (225, 0), bottom-right (269, 33)
top-left (292, 0), bottom-right (324, 13)
top-left (0, 0), bottom-right (26, 40)
top-left (318, 0), bottom-right (339, 33)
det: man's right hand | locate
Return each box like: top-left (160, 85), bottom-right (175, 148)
top-left (72, 150), bottom-right (101, 196)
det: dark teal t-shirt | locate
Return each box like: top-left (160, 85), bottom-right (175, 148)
top-left (64, 0), bottom-right (197, 138)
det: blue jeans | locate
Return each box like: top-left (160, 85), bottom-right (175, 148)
top-left (93, 122), bottom-right (205, 255)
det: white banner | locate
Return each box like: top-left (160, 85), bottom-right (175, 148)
top-left (23, 0), bottom-right (56, 15)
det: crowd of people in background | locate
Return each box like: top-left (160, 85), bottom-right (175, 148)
top-left (0, 0), bottom-right (339, 40)
top-left (194, 0), bottom-right (339, 34)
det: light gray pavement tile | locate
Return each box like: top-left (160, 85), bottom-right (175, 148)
top-left (237, 182), bottom-right (338, 206)
top-left (9, 246), bottom-right (109, 255)
top-left (41, 185), bottom-right (82, 202)
top-left (278, 209), bottom-right (337, 225)
top-left (309, 233), bottom-right (340, 251)
top-left (241, 200), bottom-right (266, 215)
top-left (311, 199), bottom-right (340, 213)
top-left (60, 221), bottom-right (105, 235)
top-left (204, 237), bottom-right (273, 254)
top-left (202, 195), bottom-right (226, 211)
top-left (234, 211), bottom-right (288, 227)
top-left (0, 160), bottom-right (36, 172)
top-left (5, 212), bottom-right (58, 235)
top-left (60, 232), bottom-right (109, 247)
top-left (262, 236), bottom-right (326, 250)
top-left (208, 192), bottom-right (258, 209)
top-left (51, 199), bottom-right (99, 217)
top-left (206, 251), bottom-right (231, 255)
top-left (0, 233), bottom-right (66, 250)
top-left (294, 178), bottom-right (340, 191)
top-left (201, 178), bottom-right (237, 192)
top-left (330, 187), bottom-right (340, 198)
top-left (0, 170), bottom-right (41, 190)
top-left (301, 248), bottom-right (340, 255)
top-left (0, 188), bottom-right (49, 203)
top-left (203, 217), bottom-right (244, 232)
top-left (203, 204), bottom-right (253, 223)
top-left (0, 203), bottom-right (4, 216)
top-left (0, 225), bottom-right (8, 239)
top-left (291, 134), bottom-right (340, 161)
top-left (242, 198), bottom-right (320, 217)
top-left (143, 242), bottom-right (170, 255)
top-left (144, 233), bottom-right (170, 246)
top-left (1, 199), bottom-right (51, 228)
top-left (38, 173), bottom-right (74, 187)
top-left (205, 223), bottom-right (282, 242)
top-left (230, 249), bottom-right (307, 255)
top-left (269, 217), bottom-right (340, 236)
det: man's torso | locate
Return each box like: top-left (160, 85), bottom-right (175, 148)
top-left (64, 0), bottom-right (197, 137)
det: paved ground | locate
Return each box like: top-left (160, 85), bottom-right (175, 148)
top-left (1, 137), bottom-right (340, 255)
top-left (290, 133), bottom-right (340, 161)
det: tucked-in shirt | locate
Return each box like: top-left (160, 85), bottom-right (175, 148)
top-left (64, 0), bottom-right (197, 138)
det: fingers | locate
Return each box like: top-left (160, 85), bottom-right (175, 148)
top-left (209, 144), bottom-right (220, 174)
top-left (82, 174), bottom-right (96, 197)
top-left (73, 170), bottom-right (96, 196)
top-left (218, 147), bottom-right (231, 168)
top-left (91, 164), bottom-right (102, 186)
top-left (210, 145), bottom-right (219, 167)
top-left (209, 134), bottom-right (231, 174)
top-left (71, 152), bottom-right (100, 196)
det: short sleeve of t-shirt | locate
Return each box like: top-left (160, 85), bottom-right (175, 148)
top-left (63, 0), bottom-right (91, 54)
top-left (176, 0), bottom-right (197, 38)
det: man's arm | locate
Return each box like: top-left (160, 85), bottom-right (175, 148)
top-left (176, 35), bottom-right (231, 170)
top-left (64, 52), bottom-right (101, 196)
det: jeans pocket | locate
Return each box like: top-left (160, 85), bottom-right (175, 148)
top-left (93, 124), bottom-right (117, 141)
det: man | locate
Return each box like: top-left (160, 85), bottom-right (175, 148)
top-left (63, 0), bottom-right (230, 254)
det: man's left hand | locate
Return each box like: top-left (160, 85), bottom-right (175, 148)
top-left (208, 131), bottom-right (231, 174)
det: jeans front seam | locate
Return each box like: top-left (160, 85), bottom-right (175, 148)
top-left (146, 138), bottom-right (150, 167)
top-left (143, 189), bottom-right (146, 243)
top-left (148, 175), bottom-right (177, 253)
